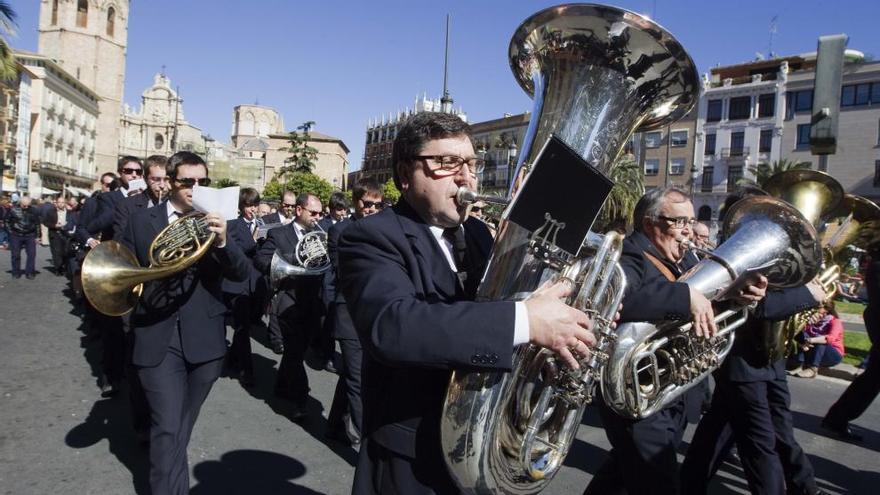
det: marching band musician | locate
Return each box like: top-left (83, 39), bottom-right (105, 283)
top-left (254, 192), bottom-right (326, 420)
top-left (681, 190), bottom-right (826, 495)
top-left (585, 187), bottom-right (768, 495)
top-left (222, 187), bottom-right (269, 387)
top-left (111, 155), bottom-right (170, 240)
top-left (338, 112), bottom-right (597, 495)
top-left (120, 151), bottom-right (248, 495)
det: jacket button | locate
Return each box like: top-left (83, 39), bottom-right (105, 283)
top-left (471, 356), bottom-right (478, 364)
top-left (489, 357), bottom-right (497, 364)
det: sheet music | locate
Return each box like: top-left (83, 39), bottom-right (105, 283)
top-left (191, 185), bottom-right (240, 220)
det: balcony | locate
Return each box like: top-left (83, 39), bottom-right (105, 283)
top-left (35, 160), bottom-right (97, 183)
top-left (720, 147), bottom-right (749, 162)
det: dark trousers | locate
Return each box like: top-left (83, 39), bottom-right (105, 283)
top-left (48, 229), bottom-right (68, 273)
top-left (266, 304), bottom-right (284, 349)
top-left (352, 437), bottom-right (459, 495)
top-left (9, 232), bottom-right (36, 276)
top-left (795, 344), bottom-right (843, 368)
top-left (124, 328), bottom-right (150, 436)
top-left (681, 374), bottom-right (816, 495)
top-left (96, 312), bottom-right (125, 384)
top-left (224, 292), bottom-right (259, 376)
top-left (584, 396), bottom-right (687, 495)
top-left (682, 378), bottom-right (784, 495)
top-left (825, 344), bottom-right (880, 427)
top-left (274, 294), bottom-right (320, 401)
top-left (138, 330), bottom-right (223, 495)
top-left (327, 304), bottom-right (364, 443)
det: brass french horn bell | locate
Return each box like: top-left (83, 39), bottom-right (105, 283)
top-left (762, 169), bottom-right (844, 229)
top-left (822, 194), bottom-right (880, 253)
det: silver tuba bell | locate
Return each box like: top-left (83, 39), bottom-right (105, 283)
top-left (440, 4), bottom-right (700, 494)
top-left (269, 230), bottom-right (332, 289)
top-left (601, 196), bottom-right (822, 419)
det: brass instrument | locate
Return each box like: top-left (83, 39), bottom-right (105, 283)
top-left (81, 213), bottom-right (216, 316)
top-left (268, 230), bottom-right (331, 289)
top-left (766, 194), bottom-right (880, 360)
top-left (440, 4), bottom-right (700, 493)
top-left (602, 196), bottom-right (821, 418)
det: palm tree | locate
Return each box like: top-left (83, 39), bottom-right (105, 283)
top-left (0, 1), bottom-right (17, 81)
top-left (597, 153), bottom-right (644, 231)
top-left (737, 158), bottom-right (812, 189)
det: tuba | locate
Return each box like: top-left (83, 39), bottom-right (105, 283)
top-left (601, 196), bottom-right (822, 418)
top-left (81, 212), bottom-right (216, 316)
top-left (268, 230), bottom-right (331, 289)
top-left (440, 4), bottom-right (699, 493)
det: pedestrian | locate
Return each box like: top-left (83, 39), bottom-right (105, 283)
top-left (7, 196), bottom-right (41, 279)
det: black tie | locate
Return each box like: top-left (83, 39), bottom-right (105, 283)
top-left (443, 227), bottom-right (469, 275)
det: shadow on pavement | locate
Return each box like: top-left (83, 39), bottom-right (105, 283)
top-left (190, 449), bottom-right (324, 494)
top-left (790, 409), bottom-right (880, 453)
top-left (237, 353), bottom-right (358, 467)
top-left (65, 395), bottom-right (150, 494)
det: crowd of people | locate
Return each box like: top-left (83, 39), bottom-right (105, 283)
top-left (2, 111), bottom-right (878, 495)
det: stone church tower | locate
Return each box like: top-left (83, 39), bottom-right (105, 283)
top-left (38, 0), bottom-right (129, 174)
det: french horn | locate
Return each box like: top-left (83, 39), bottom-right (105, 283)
top-left (440, 4), bottom-right (699, 493)
top-left (268, 230), bottom-right (331, 289)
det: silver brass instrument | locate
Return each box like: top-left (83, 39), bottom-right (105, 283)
top-left (602, 196), bottom-right (822, 419)
top-left (268, 230), bottom-right (331, 289)
top-left (81, 212), bottom-right (216, 316)
top-left (440, 4), bottom-right (699, 493)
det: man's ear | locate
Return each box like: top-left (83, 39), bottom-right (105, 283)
top-left (397, 163), bottom-right (411, 192)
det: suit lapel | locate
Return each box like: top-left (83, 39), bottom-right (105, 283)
top-left (393, 201), bottom-right (459, 300)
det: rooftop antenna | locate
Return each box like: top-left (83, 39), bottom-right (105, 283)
top-left (160, 64), bottom-right (166, 77)
top-left (440, 14), bottom-right (453, 113)
top-left (768, 15), bottom-right (778, 58)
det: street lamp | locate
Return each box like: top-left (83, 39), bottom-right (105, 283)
top-left (506, 142), bottom-right (518, 190)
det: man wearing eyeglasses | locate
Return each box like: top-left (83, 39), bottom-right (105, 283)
top-left (585, 187), bottom-right (768, 495)
top-left (120, 151), bottom-right (247, 495)
top-left (325, 178), bottom-right (384, 448)
top-left (112, 155), bottom-right (170, 240)
top-left (85, 156), bottom-right (144, 249)
top-left (262, 190), bottom-right (297, 226)
top-left (255, 192), bottom-right (326, 419)
top-left (339, 112), bottom-right (597, 494)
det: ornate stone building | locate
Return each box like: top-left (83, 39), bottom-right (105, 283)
top-left (38, 0), bottom-right (129, 174)
top-left (119, 73), bottom-right (204, 159)
top-left (231, 104), bottom-right (284, 148)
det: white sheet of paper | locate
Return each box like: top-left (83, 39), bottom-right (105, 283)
top-left (123, 178), bottom-right (146, 196)
top-left (192, 185), bottom-right (240, 221)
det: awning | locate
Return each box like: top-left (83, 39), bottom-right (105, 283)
top-left (67, 186), bottom-right (93, 197)
top-left (1, 176), bottom-right (15, 192)
top-left (39, 187), bottom-right (60, 196)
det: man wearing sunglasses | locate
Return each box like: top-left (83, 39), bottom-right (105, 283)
top-left (84, 156), bottom-right (144, 249)
top-left (338, 112), bottom-right (598, 494)
top-left (325, 178), bottom-right (384, 448)
top-left (120, 151), bottom-right (248, 495)
top-left (255, 192), bottom-right (326, 419)
top-left (262, 189), bottom-right (297, 226)
top-left (585, 187), bottom-right (767, 495)
top-left (112, 155), bottom-right (170, 240)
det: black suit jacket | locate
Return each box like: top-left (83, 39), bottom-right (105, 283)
top-left (260, 211), bottom-right (291, 226)
top-left (120, 203), bottom-right (249, 367)
top-left (619, 231), bottom-right (694, 322)
top-left (112, 192), bottom-right (152, 240)
top-left (719, 286), bottom-right (816, 382)
top-left (323, 217), bottom-right (351, 306)
top-left (222, 216), bottom-right (264, 295)
top-left (74, 195), bottom-right (100, 243)
top-left (338, 199), bottom-right (515, 459)
top-left (88, 190), bottom-right (125, 241)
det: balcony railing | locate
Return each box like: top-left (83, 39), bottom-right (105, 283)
top-left (721, 146), bottom-right (749, 158)
top-left (35, 160), bottom-right (97, 181)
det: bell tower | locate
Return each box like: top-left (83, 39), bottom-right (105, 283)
top-left (38, 0), bottom-right (129, 174)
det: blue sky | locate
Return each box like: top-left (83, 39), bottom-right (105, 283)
top-left (10, 1), bottom-right (880, 171)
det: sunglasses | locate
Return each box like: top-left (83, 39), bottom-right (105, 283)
top-left (174, 177), bottom-right (212, 188)
top-left (281, 203), bottom-right (296, 208)
top-left (121, 167), bottom-right (143, 176)
top-left (303, 209), bottom-right (323, 217)
top-left (360, 200), bottom-right (384, 209)
top-left (471, 207), bottom-right (482, 213)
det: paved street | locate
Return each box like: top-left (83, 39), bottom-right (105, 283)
top-left (1, 245), bottom-right (878, 494)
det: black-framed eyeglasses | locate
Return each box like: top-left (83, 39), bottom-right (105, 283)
top-left (121, 167), bottom-right (143, 176)
top-left (359, 200), bottom-right (384, 210)
top-left (174, 177), bottom-right (212, 188)
top-left (656, 215), bottom-right (696, 228)
top-left (413, 155), bottom-right (485, 176)
top-left (471, 206), bottom-right (482, 213)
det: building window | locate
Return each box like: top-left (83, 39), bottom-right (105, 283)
top-left (794, 89), bottom-right (813, 113)
top-left (51, 0), bottom-right (59, 25)
top-left (728, 96), bottom-right (751, 121)
top-left (697, 205), bottom-right (712, 221)
top-left (727, 166), bottom-right (743, 192)
top-left (644, 159), bottom-right (659, 176)
top-left (873, 82), bottom-right (880, 104)
top-left (796, 124), bottom-right (811, 149)
top-left (758, 93), bottom-right (775, 118)
top-left (644, 132), bottom-right (662, 148)
top-left (670, 130), bottom-right (688, 147)
top-left (707, 99), bottom-right (723, 122)
top-left (154, 133), bottom-right (164, 150)
top-left (841, 83), bottom-right (873, 107)
top-left (76, 0), bottom-right (88, 28)
top-left (730, 131), bottom-right (745, 155)
top-left (669, 158), bottom-right (686, 175)
top-left (705, 133), bottom-right (716, 155)
top-left (701, 166), bottom-right (714, 192)
top-left (875, 161), bottom-right (880, 187)
top-left (107, 7), bottom-right (116, 37)
top-left (759, 129), bottom-right (773, 153)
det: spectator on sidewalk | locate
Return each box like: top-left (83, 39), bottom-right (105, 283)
top-left (7, 196), bottom-right (41, 279)
top-left (790, 302), bottom-right (845, 378)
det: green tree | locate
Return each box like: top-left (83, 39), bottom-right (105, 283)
top-left (596, 154), bottom-right (644, 231)
top-left (382, 178), bottom-right (401, 205)
top-left (262, 177), bottom-right (283, 200)
top-left (284, 172), bottom-right (334, 205)
top-left (212, 177), bottom-right (239, 189)
top-left (0, 1), bottom-right (18, 81)
top-left (277, 121), bottom-right (319, 177)
top-left (737, 158), bottom-right (812, 189)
